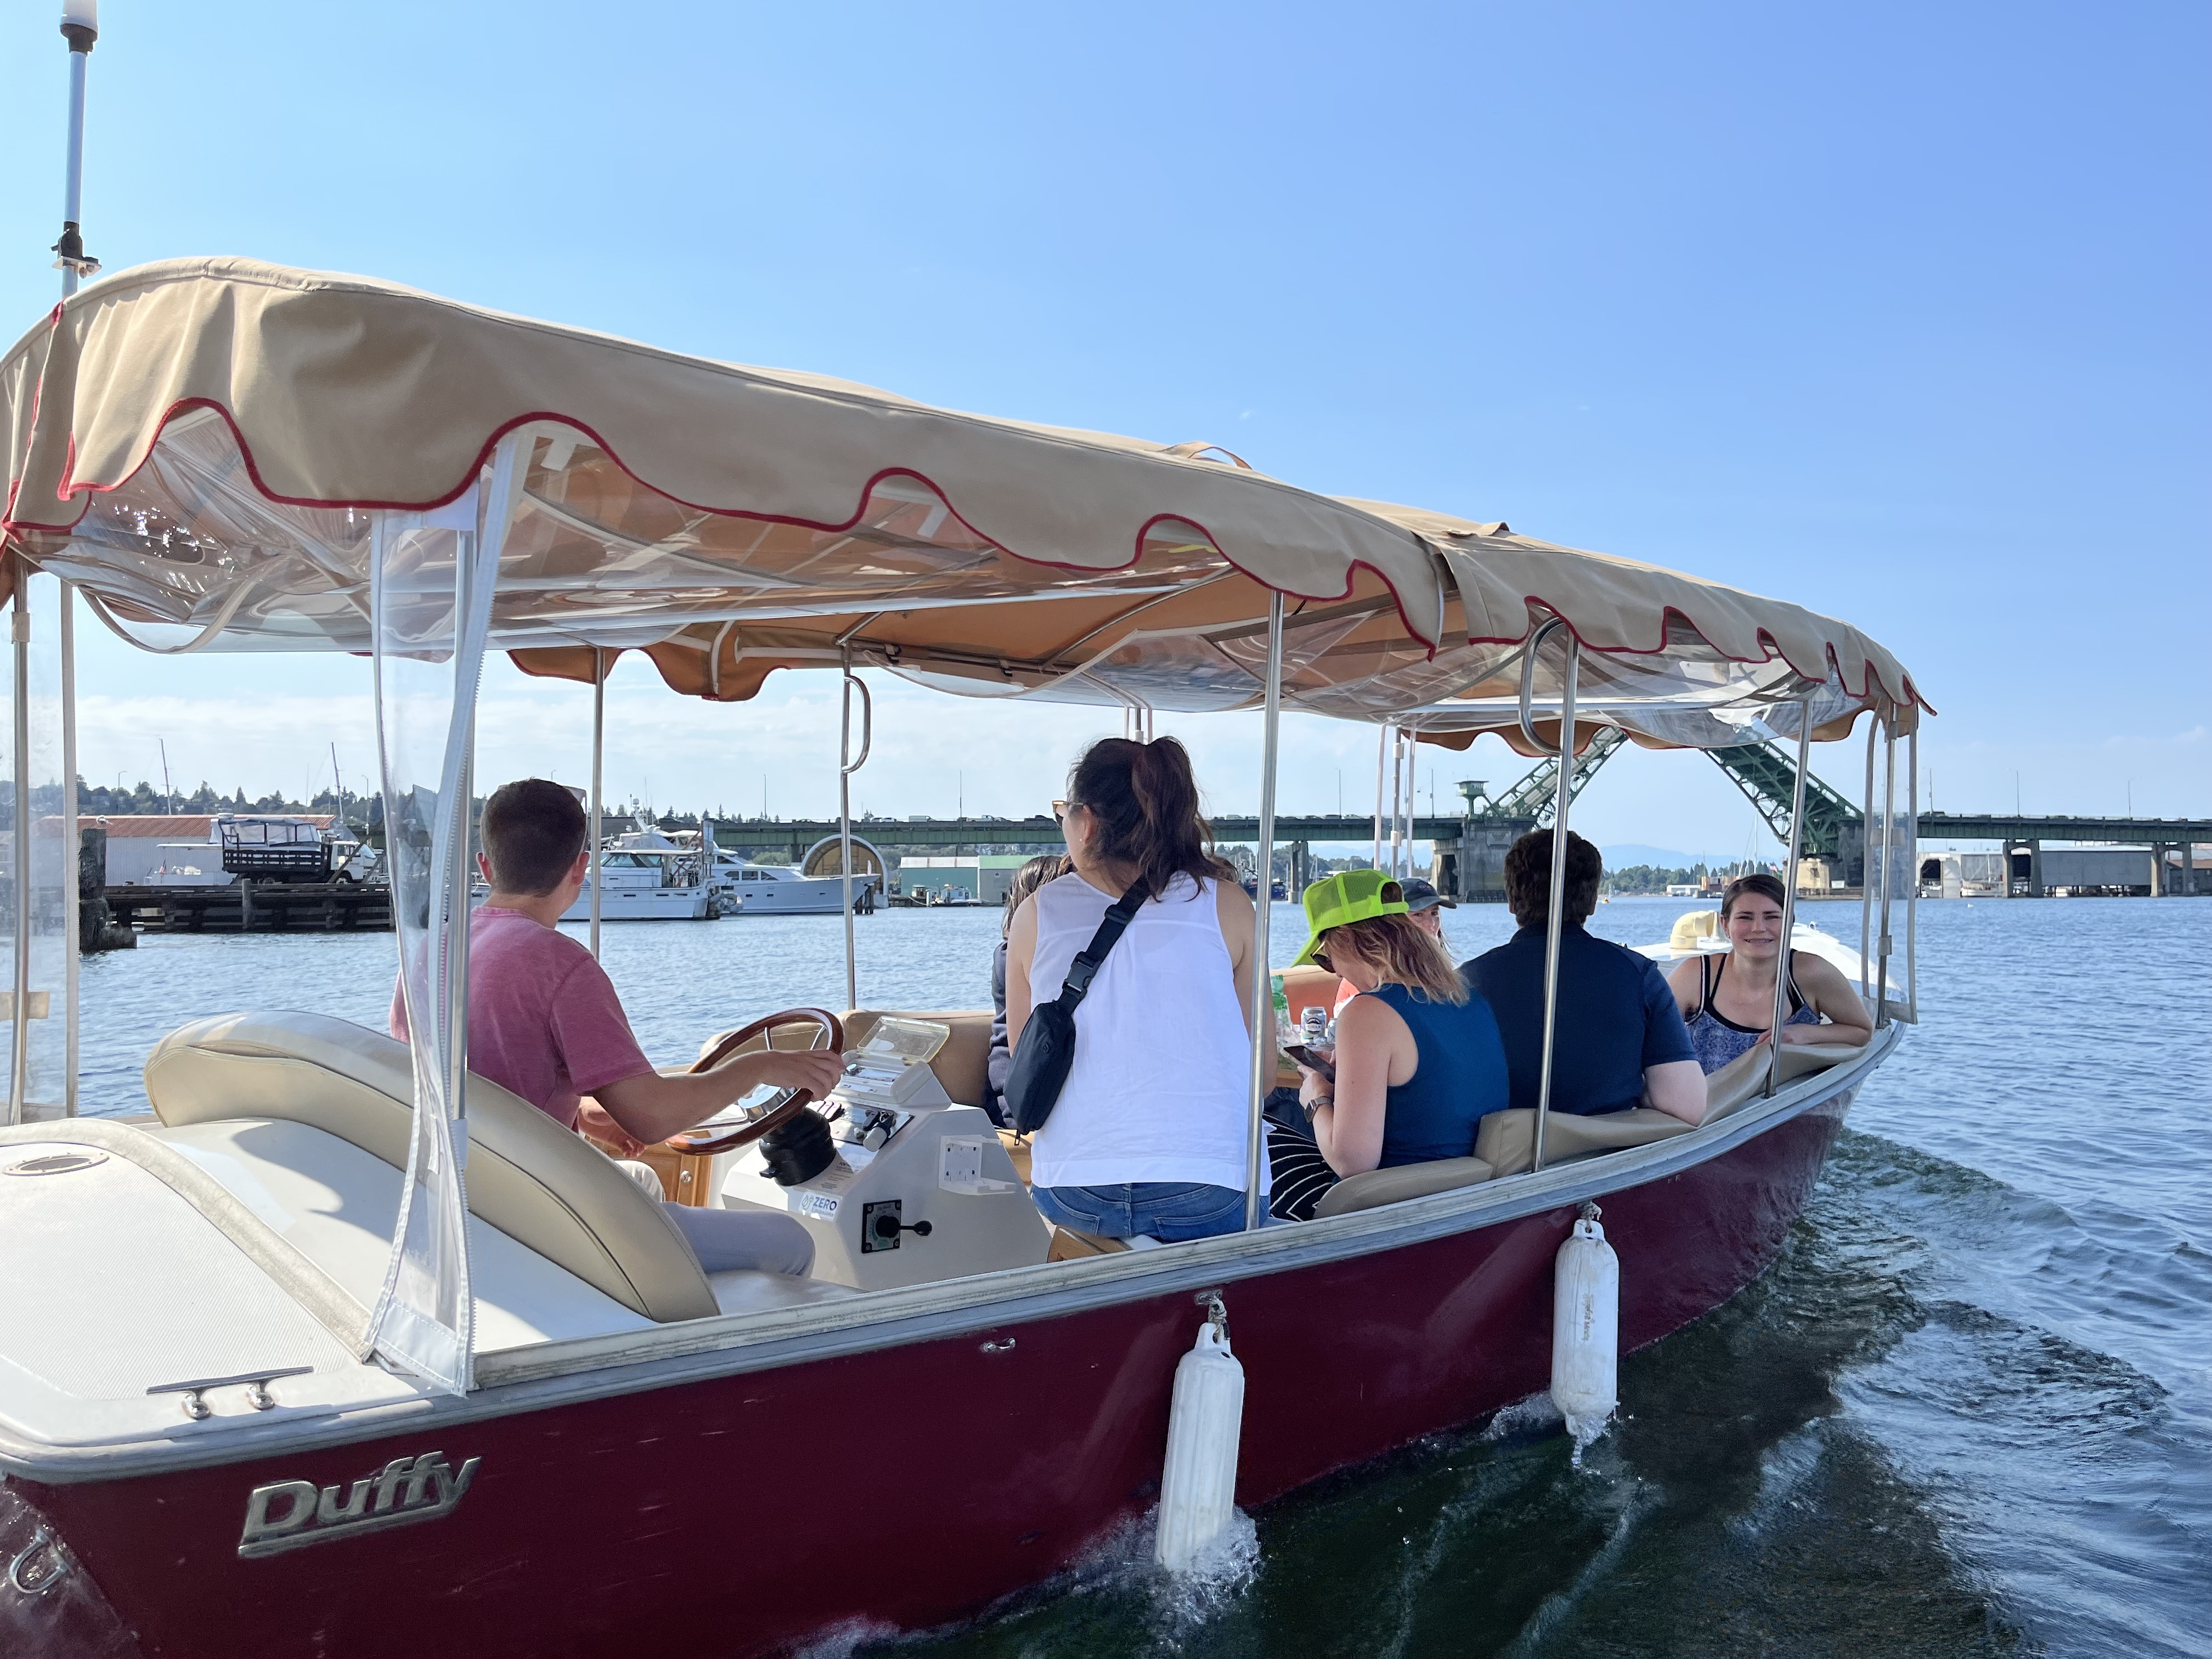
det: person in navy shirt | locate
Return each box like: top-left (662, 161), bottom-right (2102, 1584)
top-left (1462, 831), bottom-right (1706, 1124)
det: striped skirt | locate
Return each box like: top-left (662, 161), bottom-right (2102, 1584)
top-left (1266, 1122), bottom-right (1340, 1222)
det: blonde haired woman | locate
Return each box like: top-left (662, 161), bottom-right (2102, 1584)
top-left (1269, 872), bottom-right (1510, 1222)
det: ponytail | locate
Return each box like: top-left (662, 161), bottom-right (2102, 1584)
top-left (1066, 736), bottom-right (1234, 899)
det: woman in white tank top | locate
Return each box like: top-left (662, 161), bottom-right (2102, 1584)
top-left (1006, 737), bottom-right (1261, 1242)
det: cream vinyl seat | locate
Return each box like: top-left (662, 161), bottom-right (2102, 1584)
top-left (145, 1012), bottom-right (723, 1323)
top-left (1317, 1043), bottom-right (1868, 1215)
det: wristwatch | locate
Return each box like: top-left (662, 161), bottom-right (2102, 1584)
top-left (1304, 1094), bottom-right (1333, 1120)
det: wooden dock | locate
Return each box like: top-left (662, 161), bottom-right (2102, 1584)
top-left (106, 881), bottom-right (392, 934)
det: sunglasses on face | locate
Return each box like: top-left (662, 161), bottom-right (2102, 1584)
top-left (1053, 799), bottom-right (1085, 826)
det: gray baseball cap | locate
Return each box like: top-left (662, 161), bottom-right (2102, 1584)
top-left (1396, 877), bottom-right (1455, 912)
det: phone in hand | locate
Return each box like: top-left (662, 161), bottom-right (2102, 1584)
top-left (1285, 1043), bottom-right (1336, 1083)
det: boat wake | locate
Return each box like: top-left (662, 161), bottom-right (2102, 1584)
top-left (792, 1616), bottom-right (902, 1659)
top-left (847, 1504), bottom-right (1261, 1658)
top-left (1140, 1507), bottom-right (1263, 1644)
top-left (1477, 1391), bottom-right (1562, 1442)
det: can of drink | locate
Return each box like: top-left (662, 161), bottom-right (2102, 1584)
top-left (1301, 1006), bottom-right (1327, 1045)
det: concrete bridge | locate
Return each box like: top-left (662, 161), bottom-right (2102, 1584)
top-left (706, 811), bottom-right (1515, 900)
top-left (705, 812), bottom-right (1462, 861)
top-left (704, 799), bottom-right (2211, 904)
top-left (1916, 814), bottom-right (2211, 898)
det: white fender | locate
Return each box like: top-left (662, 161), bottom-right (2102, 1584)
top-left (1550, 1212), bottom-right (1620, 1446)
top-left (1155, 1316), bottom-right (1245, 1572)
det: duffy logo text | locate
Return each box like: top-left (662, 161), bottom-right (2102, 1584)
top-left (238, 1450), bottom-right (481, 1558)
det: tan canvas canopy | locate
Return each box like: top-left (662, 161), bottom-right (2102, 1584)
top-left (0, 259), bottom-right (1928, 1368)
top-left (1, 257), bottom-right (1925, 746)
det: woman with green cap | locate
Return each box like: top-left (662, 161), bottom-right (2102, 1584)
top-left (1268, 871), bottom-right (1511, 1221)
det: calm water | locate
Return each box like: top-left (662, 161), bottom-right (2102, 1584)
top-left (77, 896), bottom-right (2212, 1656)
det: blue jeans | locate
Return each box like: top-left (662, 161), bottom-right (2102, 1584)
top-left (1033, 1181), bottom-right (1249, 1242)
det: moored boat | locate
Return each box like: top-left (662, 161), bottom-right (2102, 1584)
top-left (563, 827), bottom-right (719, 922)
top-left (0, 260), bottom-right (1927, 1656)
top-left (692, 836), bottom-right (887, 916)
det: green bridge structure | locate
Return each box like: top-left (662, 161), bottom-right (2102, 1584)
top-left (705, 737), bottom-right (2211, 902)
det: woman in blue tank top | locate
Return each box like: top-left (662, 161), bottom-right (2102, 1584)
top-left (1269, 872), bottom-right (1511, 1222)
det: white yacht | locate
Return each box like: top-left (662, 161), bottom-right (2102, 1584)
top-left (672, 830), bottom-right (884, 916)
top-left (559, 850), bottom-right (718, 922)
top-left (470, 827), bottom-right (724, 922)
top-left (709, 854), bottom-right (854, 915)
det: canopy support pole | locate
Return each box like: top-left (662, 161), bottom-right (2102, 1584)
top-left (1524, 619), bottom-right (1577, 1173)
top-left (589, 648), bottom-right (605, 958)
top-left (839, 653), bottom-right (872, 1013)
top-left (1764, 698), bottom-right (1813, 1097)
top-left (1402, 730), bottom-right (1418, 877)
top-left (59, 584), bottom-right (77, 1116)
top-left (1859, 714), bottom-right (1876, 1002)
top-left (1372, 724), bottom-right (1388, 870)
top-left (1243, 591), bottom-right (1286, 1232)
top-left (1393, 728), bottom-right (1410, 877)
top-left (8, 567), bottom-right (30, 1126)
top-left (55, 12), bottom-right (97, 301)
top-left (1876, 715), bottom-right (1898, 1028)
top-left (1904, 723), bottom-right (1919, 1021)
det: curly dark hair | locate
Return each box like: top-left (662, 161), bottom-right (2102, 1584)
top-left (1502, 830), bottom-right (1602, 930)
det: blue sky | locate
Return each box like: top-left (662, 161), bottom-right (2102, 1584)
top-left (2, 2), bottom-right (2203, 854)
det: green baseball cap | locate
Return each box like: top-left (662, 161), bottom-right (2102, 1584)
top-left (1292, 870), bottom-right (1409, 968)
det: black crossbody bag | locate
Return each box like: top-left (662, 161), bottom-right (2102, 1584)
top-left (1003, 877), bottom-right (1150, 1136)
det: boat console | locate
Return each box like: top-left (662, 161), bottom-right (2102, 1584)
top-left (716, 1018), bottom-right (1049, 1290)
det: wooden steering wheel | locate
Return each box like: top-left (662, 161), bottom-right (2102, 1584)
top-left (668, 1008), bottom-right (845, 1158)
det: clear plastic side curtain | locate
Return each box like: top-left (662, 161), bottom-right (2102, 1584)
top-left (365, 436), bottom-right (524, 1395)
top-left (1, 566), bottom-right (76, 1125)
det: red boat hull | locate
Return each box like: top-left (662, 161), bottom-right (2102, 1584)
top-left (10, 1094), bottom-right (1846, 1658)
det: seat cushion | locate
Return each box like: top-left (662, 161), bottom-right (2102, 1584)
top-left (144, 1012), bottom-right (719, 1323)
top-left (1312, 1155), bottom-right (1497, 1217)
top-left (1046, 1226), bottom-right (1130, 1260)
top-left (1475, 1107), bottom-right (1695, 1177)
top-left (1702, 1041), bottom-right (1861, 1122)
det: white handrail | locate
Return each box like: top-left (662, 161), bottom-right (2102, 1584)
top-left (1525, 618), bottom-right (1577, 1173)
top-left (1765, 697), bottom-right (1813, 1097)
top-left (838, 657), bottom-right (873, 1011)
top-left (589, 647), bottom-right (605, 959)
top-left (1243, 591), bottom-right (1286, 1231)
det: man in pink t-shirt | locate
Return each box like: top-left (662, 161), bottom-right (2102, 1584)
top-left (392, 779), bottom-right (843, 1278)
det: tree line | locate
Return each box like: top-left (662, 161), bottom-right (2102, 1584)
top-left (76, 779), bottom-right (371, 822)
